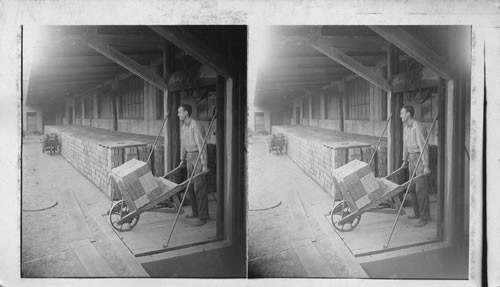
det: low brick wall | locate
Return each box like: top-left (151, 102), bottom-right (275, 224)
top-left (273, 126), bottom-right (387, 200)
top-left (45, 126), bottom-right (164, 198)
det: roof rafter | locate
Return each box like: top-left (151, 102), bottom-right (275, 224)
top-left (88, 38), bottom-right (168, 90)
top-left (310, 34), bottom-right (392, 92)
top-left (369, 26), bottom-right (453, 81)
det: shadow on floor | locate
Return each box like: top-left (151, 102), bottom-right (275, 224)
top-left (361, 240), bottom-right (469, 279)
top-left (141, 243), bottom-right (246, 278)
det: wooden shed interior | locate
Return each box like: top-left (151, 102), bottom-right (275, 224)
top-left (23, 25), bottom-right (247, 269)
top-left (254, 25), bottom-right (471, 256)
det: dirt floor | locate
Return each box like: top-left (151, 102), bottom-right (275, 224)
top-left (247, 133), bottom-right (469, 279)
top-left (22, 135), bottom-right (147, 277)
top-left (247, 135), bottom-right (368, 278)
top-left (21, 134), bottom-right (244, 278)
top-left (361, 240), bottom-right (469, 279)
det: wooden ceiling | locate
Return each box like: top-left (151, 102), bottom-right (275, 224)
top-left (25, 25), bottom-right (243, 109)
top-left (25, 26), bottom-right (164, 108)
top-left (254, 25), bottom-right (449, 108)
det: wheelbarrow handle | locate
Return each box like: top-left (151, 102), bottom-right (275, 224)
top-left (399, 173), bottom-right (427, 188)
top-left (162, 166), bottom-right (184, 179)
top-left (183, 171), bottom-right (209, 182)
top-left (385, 167), bottom-right (405, 180)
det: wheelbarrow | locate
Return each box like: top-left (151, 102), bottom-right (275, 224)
top-left (269, 133), bottom-right (287, 154)
top-left (330, 166), bottom-right (426, 232)
top-left (108, 165), bottom-right (206, 232)
top-left (42, 133), bottom-right (60, 155)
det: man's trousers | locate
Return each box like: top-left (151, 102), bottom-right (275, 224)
top-left (408, 153), bottom-right (430, 220)
top-left (186, 151), bottom-right (209, 220)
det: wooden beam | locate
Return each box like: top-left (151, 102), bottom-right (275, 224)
top-left (88, 40), bottom-right (168, 90)
top-left (96, 35), bottom-right (164, 49)
top-left (259, 72), bottom-right (347, 82)
top-left (259, 66), bottom-right (346, 77)
top-left (39, 54), bottom-right (160, 67)
top-left (33, 75), bottom-right (114, 85)
top-left (267, 55), bottom-right (384, 69)
top-left (369, 26), bottom-right (453, 81)
top-left (32, 79), bottom-right (103, 86)
top-left (387, 44), bottom-right (404, 181)
top-left (310, 37), bottom-right (392, 92)
top-left (34, 66), bottom-right (126, 77)
top-left (149, 26), bottom-right (232, 78)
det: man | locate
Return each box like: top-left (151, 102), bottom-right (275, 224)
top-left (400, 105), bottom-right (431, 227)
top-left (178, 104), bottom-right (210, 227)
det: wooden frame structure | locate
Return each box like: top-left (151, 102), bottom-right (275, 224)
top-left (25, 26), bottom-right (247, 262)
top-left (254, 25), bottom-right (471, 252)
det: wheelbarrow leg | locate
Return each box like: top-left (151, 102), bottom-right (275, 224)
top-left (393, 196), bottom-right (406, 216)
top-left (172, 195), bottom-right (184, 214)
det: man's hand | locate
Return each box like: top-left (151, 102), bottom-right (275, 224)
top-left (178, 160), bottom-right (186, 168)
top-left (401, 161), bottom-right (408, 169)
top-left (424, 166), bottom-right (431, 175)
top-left (202, 165), bottom-right (210, 174)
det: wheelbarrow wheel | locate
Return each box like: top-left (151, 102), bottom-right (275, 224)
top-left (330, 200), bottom-right (361, 232)
top-left (109, 200), bottom-right (140, 232)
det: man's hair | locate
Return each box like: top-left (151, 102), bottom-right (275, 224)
top-left (401, 105), bottom-right (414, 118)
top-left (180, 104), bottom-right (192, 116)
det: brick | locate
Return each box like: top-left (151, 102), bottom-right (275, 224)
top-left (332, 159), bottom-right (382, 209)
top-left (110, 159), bottom-right (161, 211)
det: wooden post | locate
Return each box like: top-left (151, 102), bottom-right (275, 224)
top-left (224, 78), bottom-right (233, 243)
top-left (444, 80), bottom-right (455, 244)
top-left (450, 27), bottom-right (467, 244)
top-left (163, 89), bottom-right (169, 174)
top-left (163, 42), bottom-right (179, 176)
top-left (111, 79), bottom-right (118, 131)
top-left (168, 91), bottom-right (180, 174)
top-left (387, 45), bottom-right (403, 181)
top-left (216, 75), bottom-right (225, 240)
top-left (437, 78), bottom-right (446, 240)
top-left (163, 44), bottom-right (170, 175)
top-left (320, 92), bottom-right (326, 120)
top-left (308, 94), bottom-right (312, 125)
top-left (339, 81), bottom-right (345, 132)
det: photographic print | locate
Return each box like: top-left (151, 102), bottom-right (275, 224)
top-left (21, 25), bottom-right (247, 278)
top-left (2, 1), bottom-right (499, 287)
top-left (248, 25), bottom-right (472, 279)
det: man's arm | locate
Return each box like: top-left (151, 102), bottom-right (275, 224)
top-left (402, 127), bottom-right (409, 167)
top-left (179, 127), bottom-right (187, 166)
top-left (193, 122), bottom-right (208, 169)
top-left (415, 122), bottom-right (429, 168)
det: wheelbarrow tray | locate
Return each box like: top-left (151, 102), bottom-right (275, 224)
top-left (269, 134), bottom-right (287, 153)
top-left (42, 134), bottom-right (60, 153)
top-left (338, 167), bottom-right (425, 225)
top-left (114, 166), bottom-right (204, 226)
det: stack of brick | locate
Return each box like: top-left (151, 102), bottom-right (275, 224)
top-left (273, 126), bottom-right (389, 201)
top-left (110, 159), bottom-right (163, 211)
top-left (45, 126), bottom-right (116, 195)
top-left (44, 126), bottom-right (158, 199)
top-left (153, 145), bottom-right (164, 176)
top-left (332, 159), bottom-right (384, 210)
top-left (277, 128), bottom-right (335, 197)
